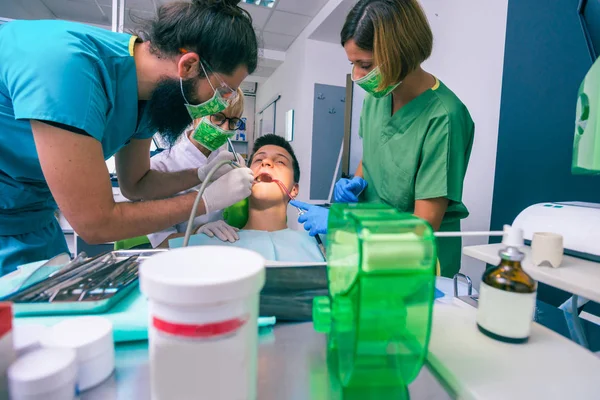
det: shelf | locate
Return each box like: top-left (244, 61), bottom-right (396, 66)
top-left (231, 140), bottom-right (248, 143)
top-left (463, 244), bottom-right (600, 303)
top-left (427, 299), bottom-right (600, 399)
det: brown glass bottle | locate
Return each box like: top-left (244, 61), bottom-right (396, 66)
top-left (476, 227), bottom-right (537, 343)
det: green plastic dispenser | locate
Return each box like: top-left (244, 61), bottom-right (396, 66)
top-left (573, 55), bottom-right (600, 174)
top-left (312, 204), bottom-right (436, 397)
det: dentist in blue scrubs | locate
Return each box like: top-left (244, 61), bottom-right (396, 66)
top-left (0, 0), bottom-right (258, 275)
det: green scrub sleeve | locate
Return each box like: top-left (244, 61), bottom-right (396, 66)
top-left (414, 115), bottom-right (467, 204)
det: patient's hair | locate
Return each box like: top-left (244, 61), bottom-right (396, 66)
top-left (249, 134), bottom-right (300, 183)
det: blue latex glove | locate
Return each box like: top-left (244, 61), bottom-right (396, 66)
top-left (290, 200), bottom-right (329, 236)
top-left (333, 177), bottom-right (367, 203)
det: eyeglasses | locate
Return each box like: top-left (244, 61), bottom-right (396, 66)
top-left (200, 61), bottom-right (239, 104)
top-left (209, 113), bottom-right (242, 131)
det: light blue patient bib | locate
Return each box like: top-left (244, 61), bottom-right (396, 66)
top-left (169, 229), bottom-right (325, 263)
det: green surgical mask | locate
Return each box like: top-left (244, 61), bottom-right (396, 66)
top-left (192, 118), bottom-right (235, 151)
top-left (181, 78), bottom-right (229, 120)
top-left (352, 66), bottom-right (401, 99)
top-left (181, 61), bottom-right (232, 119)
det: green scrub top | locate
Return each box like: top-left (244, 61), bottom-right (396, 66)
top-left (360, 78), bottom-right (474, 277)
top-left (0, 20), bottom-right (154, 274)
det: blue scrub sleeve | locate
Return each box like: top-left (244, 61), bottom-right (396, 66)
top-left (7, 49), bottom-right (108, 141)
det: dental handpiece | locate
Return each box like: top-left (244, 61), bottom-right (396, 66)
top-left (227, 138), bottom-right (241, 168)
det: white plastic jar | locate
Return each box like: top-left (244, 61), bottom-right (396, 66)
top-left (40, 316), bottom-right (114, 391)
top-left (1, 303), bottom-right (15, 397)
top-left (8, 348), bottom-right (77, 400)
top-left (13, 323), bottom-right (48, 357)
top-left (140, 246), bottom-right (266, 400)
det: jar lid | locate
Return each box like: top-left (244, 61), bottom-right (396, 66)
top-left (140, 246), bottom-right (265, 306)
top-left (13, 323), bottom-right (48, 357)
top-left (40, 316), bottom-right (113, 361)
top-left (8, 348), bottom-right (76, 396)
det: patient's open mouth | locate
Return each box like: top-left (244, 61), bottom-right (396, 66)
top-left (254, 173), bottom-right (274, 183)
top-left (254, 173), bottom-right (294, 200)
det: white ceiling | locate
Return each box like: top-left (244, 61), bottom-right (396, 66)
top-left (1, 0), bottom-right (328, 50)
top-left (309, 0), bottom-right (358, 44)
top-left (242, 0), bottom-right (328, 51)
top-left (1, 0), bottom-right (329, 80)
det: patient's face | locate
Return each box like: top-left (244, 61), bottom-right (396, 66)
top-left (250, 145), bottom-right (299, 204)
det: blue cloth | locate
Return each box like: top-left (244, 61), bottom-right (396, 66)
top-left (334, 177), bottom-right (368, 203)
top-left (0, 219), bottom-right (69, 277)
top-left (0, 20), bottom-right (153, 274)
top-left (15, 288), bottom-right (276, 343)
top-left (169, 229), bottom-right (325, 263)
top-left (290, 201), bottom-right (330, 236)
top-left (2, 259), bottom-right (275, 342)
top-left (434, 288), bottom-right (444, 299)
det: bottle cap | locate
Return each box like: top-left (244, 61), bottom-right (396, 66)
top-left (502, 224), bottom-right (524, 248)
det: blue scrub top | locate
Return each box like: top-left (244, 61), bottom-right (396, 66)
top-left (0, 20), bottom-right (154, 236)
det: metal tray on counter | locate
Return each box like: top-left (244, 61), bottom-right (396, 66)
top-left (12, 249), bottom-right (167, 317)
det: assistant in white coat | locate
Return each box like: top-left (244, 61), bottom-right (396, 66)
top-left (148, 132), bottom-right (226, 248)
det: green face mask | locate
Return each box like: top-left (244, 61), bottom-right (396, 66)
top-left (181, 61), bottom-right (234, 119)
top-left (352, 66), bottom-right (401, 99)
top-left (181, 78), bottom-right (229, 120)
top-left (192, 118), bottom-right (235, 151)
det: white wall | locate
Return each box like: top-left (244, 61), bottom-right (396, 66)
top-left (256, 0), bottom-right (352, 203)
top-left (243, 95), bottom-right (255, 140)
top-left (349, 84), bottom-right (365, 174)
top-left (420, 0), bottom-right (509, 288)
top-left (256, 6), bottom-right (351, 228)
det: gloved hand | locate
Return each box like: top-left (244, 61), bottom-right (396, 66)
top-left (197, 152), bottom-right (245, 182)
top-left (202, 168), bottom-right (253, 214)
top-left (290, 200), bottom-right (329, 236)
top-left (334, 177), bottom-right (367, 203)
top-left (195, 220), bottom-right (240, 243)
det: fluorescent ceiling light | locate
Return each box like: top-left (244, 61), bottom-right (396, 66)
top-left (242, 0), bottom-right (275, 8)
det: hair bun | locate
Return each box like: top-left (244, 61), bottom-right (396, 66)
top-left (192, 0), bottom-right (240, 8)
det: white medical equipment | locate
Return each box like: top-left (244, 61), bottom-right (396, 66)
top-left (512, 202), bottom-right (600, 262)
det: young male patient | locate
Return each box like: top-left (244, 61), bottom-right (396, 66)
top-left (170, 134), bottom-right (325, 262)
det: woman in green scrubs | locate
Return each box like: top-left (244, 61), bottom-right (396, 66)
top-left (292, 0), bottom-right (474, 278)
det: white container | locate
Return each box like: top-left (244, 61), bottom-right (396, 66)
top-left (8, 348), bottom-right (77, 400)
top-left (140, 246), bottom-right (266, 400)
top-left (13, 324), bottom-right (48, 357)
top-left (40, 316), bottom-right (114, 391)
top-left (1, 303), bottom-right (15, 400)
top-left (531, 232), bottom-right (564, 268)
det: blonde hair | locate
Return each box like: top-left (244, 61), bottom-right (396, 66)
top-left (193, 87), bottom-right (245, 128)
top-left (226, 87), bottom-right (245, 118)
top-left (341, 0), bottom-right (433, 89)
